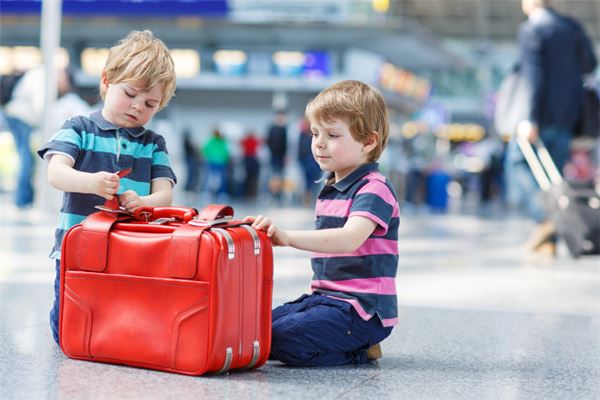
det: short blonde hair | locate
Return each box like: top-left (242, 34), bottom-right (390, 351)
top-left (100, 30), bottom-right (176, 110)
top-left (305, 80), bottom-right (389, 162)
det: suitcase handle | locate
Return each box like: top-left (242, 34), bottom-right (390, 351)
top-left (133, 206), bottom-right (198, 222)
top-left (515, 132), bottom-right (564, 191)
top-left (196, 204), bottom-right (234, 221)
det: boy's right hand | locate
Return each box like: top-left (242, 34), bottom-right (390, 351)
top-left (244, 215), bottom-right (290, 247)
top-left (91, 171), bottom-right (120, 200)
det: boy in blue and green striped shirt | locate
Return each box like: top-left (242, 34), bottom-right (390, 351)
top-left (37, 30), bottom-right (177, 344)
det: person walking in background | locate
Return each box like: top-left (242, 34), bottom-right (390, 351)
top-left (37, 30), bottom-right (177, 344)
top-left (240, 129), bottom-right (261, 199)
top-left (202, 128), bottom-right (230, 201)
top-left (1, 66), bottom-right (93, 210)
top-left (266, 110), bottom-right (288, 201)
top-left (2, 67), bottom-right (44, 209)
top-left (247, 80), bottom-right (399, 367)
top-left (505, 0), bottom-right (597, 255)
top-left (182, 128), bottom-right (201, 197)
top-left (297, 118), bottom-right (322, 205)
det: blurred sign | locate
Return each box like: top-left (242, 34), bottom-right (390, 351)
top-left (230, 0), bottom-right (349, 23)
top-left (1, 0), bottom-right (229, 16)
top-left (271, 51), bottom-right (332, 79)
top-left (378, 63), bottom-right (431, 104)
top-left (303, 51), bottom-right (331, 79)
top-left (213, 50), bottom-right (247, 76)
top-left (436, 124), bottom-right (485, 142)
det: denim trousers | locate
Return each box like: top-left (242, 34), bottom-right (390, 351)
top-left (5, 116), bottom-right (34, 207)
top-left (270, 293), bottom-right (393, 367)
top-left (50, 260), bottom-right (60, 344)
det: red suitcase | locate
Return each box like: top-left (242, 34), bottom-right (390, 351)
top-left (58, 204), bottom-right (273, 375)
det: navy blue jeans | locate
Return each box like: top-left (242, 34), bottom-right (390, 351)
top-left (270, 293), bottom-right (393, 367)
top-left (50, 260), bottom-right (60, 344)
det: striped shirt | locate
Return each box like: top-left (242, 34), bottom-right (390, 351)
top-left (37, 111), bottom-right (177, 259)
top-left (311, 163), bottom-right (400, 327)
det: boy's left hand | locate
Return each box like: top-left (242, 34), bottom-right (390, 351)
top-left (119, 190), bottom-right (142, 212)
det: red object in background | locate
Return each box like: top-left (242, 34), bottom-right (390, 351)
top-left (59, 204), bottom-right (273, 375)
top-left (564, 149), bottom-right (595, 183)
top-left (240, 133), bottom-right (261, 157)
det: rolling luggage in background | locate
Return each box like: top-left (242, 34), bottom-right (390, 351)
top-left (516, 135), bottom-right (600, 257)
top-left (59, 204), bottom-right (273, 375)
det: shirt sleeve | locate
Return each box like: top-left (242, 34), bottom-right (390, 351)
top-left (151, 134), bottom-right (177, 185)
top-left (349, 180), bottom-right (396, 236)
top-left (37, 118), bottom-right (84, 161)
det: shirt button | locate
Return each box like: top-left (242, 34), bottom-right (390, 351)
top-left (122, 143), bottom-right (127, 149)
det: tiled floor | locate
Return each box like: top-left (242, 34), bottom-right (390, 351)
top-left (1, 195), bottom-right (599, 400)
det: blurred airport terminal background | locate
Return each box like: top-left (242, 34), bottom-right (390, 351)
top-left (1, 0), bottom-right (598, 212)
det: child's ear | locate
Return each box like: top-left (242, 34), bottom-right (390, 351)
top-left (363, 131), bottom-right (380, 153)
top-left (100, 72), bottom-right (109, 91)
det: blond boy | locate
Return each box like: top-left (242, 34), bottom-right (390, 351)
top-left (37, 30), bottom-right (177, 343)
top-left (249, 80), bottom-right (400, 366)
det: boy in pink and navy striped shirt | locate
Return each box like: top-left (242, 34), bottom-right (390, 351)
top-left (249, 80), bottom-right (399, 367)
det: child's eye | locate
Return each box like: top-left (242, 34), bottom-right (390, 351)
top-left (146, 102), bottom-right (157, 108)
top-left (124, 91), bottom-right (135, 98)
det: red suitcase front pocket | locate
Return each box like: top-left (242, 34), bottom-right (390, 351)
top-left (61, 271), bottom-right (211, 374)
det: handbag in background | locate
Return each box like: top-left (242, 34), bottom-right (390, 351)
top-left (494, 66), bottom-right (532, 137)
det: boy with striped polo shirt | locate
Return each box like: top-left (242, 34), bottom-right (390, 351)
top-left (249, 80), bottom-right (399, 367)
top-left (37, 30), bottom-right (177, 344)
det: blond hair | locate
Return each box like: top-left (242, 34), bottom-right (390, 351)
top-left (305, 80), bottom-right (389, 162)
top-left (100, 30), bottom-right (176, 110)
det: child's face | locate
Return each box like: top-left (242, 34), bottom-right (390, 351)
top-left (101, 80), bottom-right (163, 128)
top-left (310, 117), bottom-right (370, 182)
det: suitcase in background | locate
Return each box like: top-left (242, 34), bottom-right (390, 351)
top-left (59, 204), bottom-right (273, 375)
top-left (516, 135), bottom-right (600, 257)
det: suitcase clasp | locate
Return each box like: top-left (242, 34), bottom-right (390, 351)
top-left (149, 217), bottom-right (178, 225)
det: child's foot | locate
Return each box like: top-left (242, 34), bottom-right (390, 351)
top-left (366, 343), bottom-right (382, 360)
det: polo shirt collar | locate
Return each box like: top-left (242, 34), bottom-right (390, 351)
top-left (90, 111), bottom-right (146, 137)
top-left (329, 162), bottom-right (379, 192)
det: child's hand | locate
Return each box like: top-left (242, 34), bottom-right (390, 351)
top-left (119, 190), bottom-right (143, 212)
top-left (244, 215), bottom-right (290, 247)
top-left (91, 171), bottom-right (120, 200)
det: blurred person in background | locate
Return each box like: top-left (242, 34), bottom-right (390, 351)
top-left (182, 127), bottom-right (201, 198)
top-left (505, 0), bottom-right (597, 255)
top-left (240, 129), bottom-right (261, 199)
top-left (266, 110), bottom-right (288, 202)
top-left (52, 67), bottom-right (93, 130)
top-left (202, 128), bottom-right (230, 201)
top-left (1, 66), bottom-right (91, 210)
top-left (2, 67), bottom-right (44, 209)
top-left (297, 118), bottom-right (322, 205)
